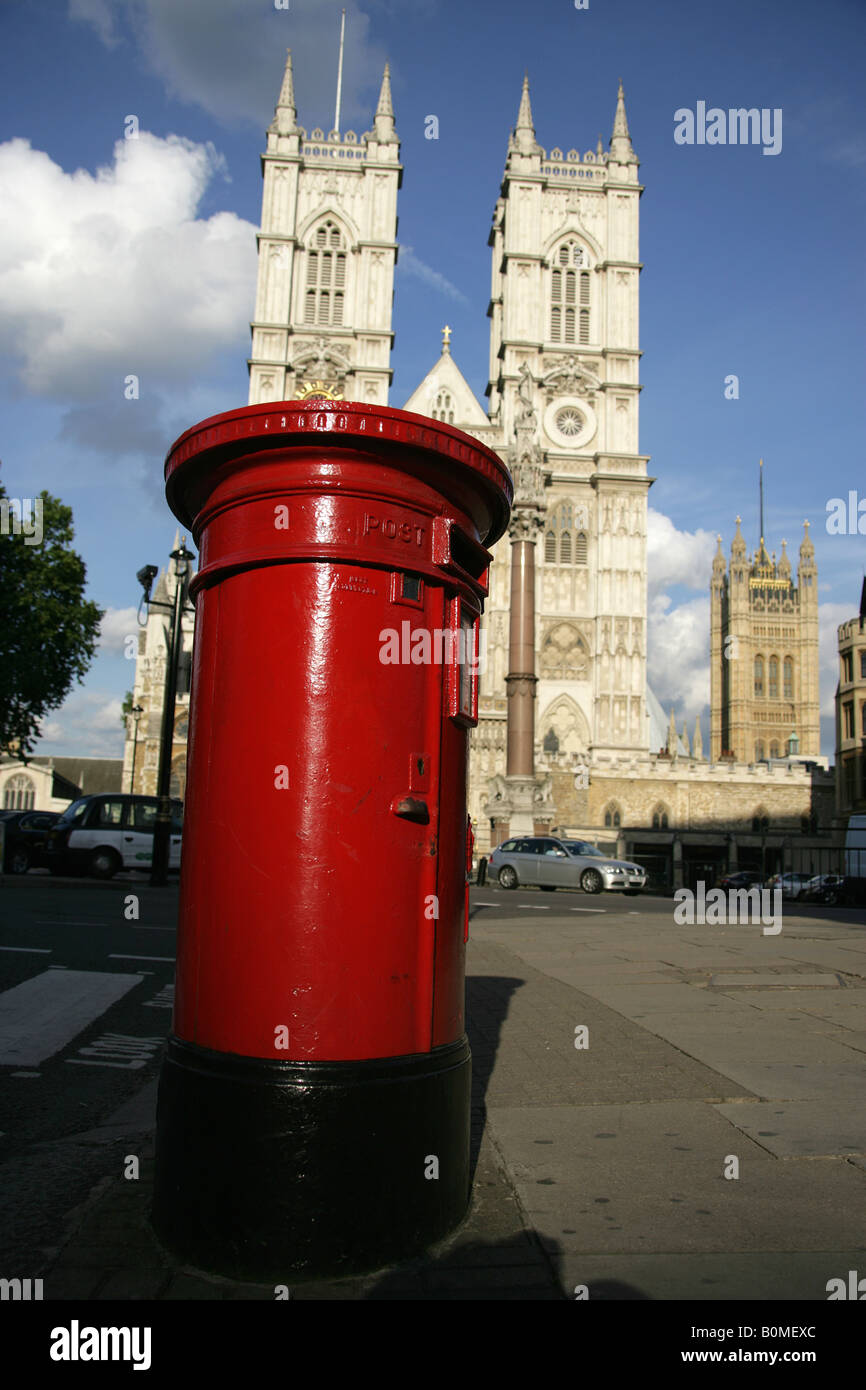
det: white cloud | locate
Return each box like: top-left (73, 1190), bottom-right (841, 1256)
top-left (647, 507), bottom-right (716, 597)
top-left (818, 602), bottom-right (852, 717)
top-left (647, 592), bottom-right (710, 723)
top-left (0, 134), bottom-right (256, 398)
top-left (99, 607), bottom-right (140, 654)
top-left (69, 0), bottom-right (393, 131)
top-left (37, 689), bottom-right (126, 757)
top-left (68, 0), bottom-right (120, 47)
top-left (396, 247), bottom-right (469, 305)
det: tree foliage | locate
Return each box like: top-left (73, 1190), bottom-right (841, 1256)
top-left (0, 484), bottom-right (104, 756)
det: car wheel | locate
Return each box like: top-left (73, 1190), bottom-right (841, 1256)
top-left (89, 848), bottom-right (121, 880)
top-left (581, 868), bottom-right (604, 895)
top-left (8, 848), bottom-right (30, 874)
top-left (498, 865), bottom-right (518, 890)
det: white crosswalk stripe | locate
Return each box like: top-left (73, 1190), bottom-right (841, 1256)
top-left (0, 969), bottom-right (144, 1067)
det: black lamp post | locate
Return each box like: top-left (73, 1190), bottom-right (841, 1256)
top-left (128, 703), bottom-right (144, 794)
top-left (136, 541), bottom-right (195, 886)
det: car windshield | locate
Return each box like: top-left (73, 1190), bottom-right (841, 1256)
top-left (59, 799), bottom-right (90, 825)
top-left (564, 841), bottom-right (605, 858)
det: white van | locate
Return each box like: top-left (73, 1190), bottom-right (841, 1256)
top-left (45, 794), bottom-right (183, 879)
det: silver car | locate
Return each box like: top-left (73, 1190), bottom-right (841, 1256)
top-left (488, 835), bottom-right (647, 895)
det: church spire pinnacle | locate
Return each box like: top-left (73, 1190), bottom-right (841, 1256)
top-left (374, 61), bottom-right (396, 140)
top-left (613, 79), bottom-right (629, 137)
top-left (512, 72), bottom-right (538, 155)
top-left (610, 78), bottom-right (637, 163)
top-left (271, 49), bottom-right (298, 134)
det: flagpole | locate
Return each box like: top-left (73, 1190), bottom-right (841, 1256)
top-left (334, 8), bottom-right (346, 135)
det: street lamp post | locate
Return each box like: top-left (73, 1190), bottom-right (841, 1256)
top-left (128, 703), bottom-right (144, 793)
top-left (136, 541), bottom-right (194, 887)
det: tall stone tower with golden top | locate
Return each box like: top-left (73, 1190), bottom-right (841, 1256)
top-left (710, 476), bottom-right (819, 762)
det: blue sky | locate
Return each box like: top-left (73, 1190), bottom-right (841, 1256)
top-left (1, 0), bottom-right (864, 758)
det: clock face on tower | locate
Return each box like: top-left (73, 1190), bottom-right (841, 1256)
top-left (544, 396), bottom-right (597, 449)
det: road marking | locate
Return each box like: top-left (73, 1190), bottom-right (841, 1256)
top-left (527, 905), bottom-right (550, 910)
top-left (0, 946), bottom-right (51, 954)
top-left (66, 1031), bottom-right (163, 1070)
top-left (570, 907), bottom-right (607, 914)
top-left (109, 954), bottom-right (175, 963)
top-left (0, 969), bottom-right (144, 1067)
top-left (474, 901), bottom-right (499, 907)
top-left (11, 1071), bottom-right (41, 1078)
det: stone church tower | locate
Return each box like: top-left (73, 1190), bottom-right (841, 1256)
top-left (247, 50), bottom-right (401, 406)
top-left (406, 77), bottom-right (650, 836)
top-left (710, 508), bottom-right (820, 762)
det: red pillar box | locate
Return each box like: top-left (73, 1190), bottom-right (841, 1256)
top-left (152, 400), bottom-right (511, 1279)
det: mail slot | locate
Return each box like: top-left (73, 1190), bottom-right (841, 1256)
top-left (151, 399), bottom-right (512, 1279)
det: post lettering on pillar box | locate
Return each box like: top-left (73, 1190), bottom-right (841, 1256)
top-left (574, 1025), bottom-right (589, 1050)
top-left (724, 1155), bottom-right (739, 1180)
top-left (0, 496), bottom-right (43, 547)
top-left (124, 1155), bottom-right (140, 1181)
top-left (826, 491), bottom-right (866, 536)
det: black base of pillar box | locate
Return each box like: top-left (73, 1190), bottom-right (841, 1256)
top-left (151, 1035), bottom-right (472, 1282)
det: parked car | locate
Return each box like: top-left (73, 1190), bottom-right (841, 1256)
top-left (800, 874), bottom-right (846, 904)
top-left (0, 809), bottom-right (62, 874)
top-left (765, 871), bottom-right (812, 899)
top-left (44, 794), bottom-right (183, 879)
top-left (488, 835), bottom-right (647, 895)
top-left (715, 870), bottom-right (765, 891)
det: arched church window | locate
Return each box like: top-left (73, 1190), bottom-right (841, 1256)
top-left (603, 803), bottom-right (621, 829)
top-left (550, 240), bottom-right (589, 343)
top-left (768, 656), bottom-right (779, 699)
top-left (432, 390), bottom-right (455, 424)
top-left (545, 502), bottom-right (582, 565)
top-left (754, 655), bottom-right (764, 698)
top-left (783, 657), bottom-right (793, 700)
top-left (752, 809), bottom-right (770, 832)
top-left (304, 221), bottom-right (347, 326)
top-left (651, 805), bottom-right (670, 830)
top-left (543, 728), bottom-right (560, 756)
top-left (769, 741), bottom-right (780, 758)
top-left (3, 772), bottom-right (35, 810)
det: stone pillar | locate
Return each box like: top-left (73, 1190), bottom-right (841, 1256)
top-left (506, 526), bottom-right (537, 778)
